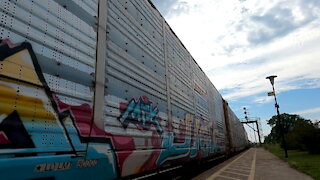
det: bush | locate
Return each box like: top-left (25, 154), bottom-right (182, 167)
top-left (303, 128), bottom-right (320, 154)
top-left (285, 123), bottom-right (320, 154)
top-left (265, 113), bottom-right (320, 154)
top-left (285, 122), bottom-right (314, 151)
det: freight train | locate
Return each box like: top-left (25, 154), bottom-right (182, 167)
top-left (0, 0), bottom-right (248, 179)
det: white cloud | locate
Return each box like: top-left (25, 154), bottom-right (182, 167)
top-left (292, 107), bottom-right (320, 115)
top-left (253, 96), bottom-right (274, 104)
top-left (211, 30), bottom-right (320, 100)
top-left (153, 0), bottom-right (320, 101)
top-left (292, 107), bottom-right (320, 122)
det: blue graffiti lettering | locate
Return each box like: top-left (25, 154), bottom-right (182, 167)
top-left (119, 97), bottom-right (163, 134)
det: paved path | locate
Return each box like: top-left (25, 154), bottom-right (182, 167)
top-left (254, 148), bottom-right (312, 180)
top-left (193, 148), bottom-right (313, 180)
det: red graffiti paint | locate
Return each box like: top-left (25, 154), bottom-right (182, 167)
top-left (53, 93), bottom-right (107, 137)
top-left (141, 131), bottom-right (162, 170)
top-left (0, 132), bottom-right (11, 144)
top-left (116, 151), bottom-right (133, 174)
top-left (0, 39), bottom-right (21, 48)
top-left (53, 92), bottom-right (166, 174)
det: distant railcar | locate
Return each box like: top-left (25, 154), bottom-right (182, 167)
top-left (0, 0), bottom-right (248, 179)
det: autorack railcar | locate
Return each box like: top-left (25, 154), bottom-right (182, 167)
top-left (0, 0), bottom-right (248, 179)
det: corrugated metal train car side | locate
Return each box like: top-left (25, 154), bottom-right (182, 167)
top-left (0, 0), bottom-right (248, 179)
top-left (0, 0), bottom-right (118, 179)
top-left (223, 100), bottom-right (249, 153)
top-left (104, 0), bottom-right (233, 177)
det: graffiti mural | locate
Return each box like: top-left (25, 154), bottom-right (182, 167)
top-left (107, 96), bottom-right (165, 176)
top-left (0, 39), bottom-right (117, 179)
top-left (0, 110), bottom-right (35, 148)
top-left (114, 97), bottom-right (221, 175)
top-left (156, 113), bottom-right (226, 165)
top-left (119, 96), bottom-right (163, 134)
top-left (0, 38), bottom-right (229, 179)
top-left (0, 39), bottom-right (106, 150)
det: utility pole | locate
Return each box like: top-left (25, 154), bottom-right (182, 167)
top-left (255, 120), bottom-right (261, 145)
top-left (266, 75), bottom-right (288, 158)
top-left (242, 107), bottom-right (261, 145)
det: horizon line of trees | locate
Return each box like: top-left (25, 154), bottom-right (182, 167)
top-left (264, 113), bottom-right (320, 154)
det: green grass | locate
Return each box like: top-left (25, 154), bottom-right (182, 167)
top-left (263, 144), bottom-right (320, 180)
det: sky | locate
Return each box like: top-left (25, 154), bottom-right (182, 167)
top-left (151, 0), bottom-right (320, 142)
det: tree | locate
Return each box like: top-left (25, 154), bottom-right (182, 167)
top-left (267, 113), bottom-right (312, 133)
top-left (265, 113), bottom-right (320, 154)
top-left (285, 121), bottom-right (315, 150)
top-left (315, 120), bottom-right (320, 128)
top-left (265, 113), bottom-right (309, 144)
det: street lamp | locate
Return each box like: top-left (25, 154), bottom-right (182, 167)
top-left (266, 75), bottom-right (288, 158)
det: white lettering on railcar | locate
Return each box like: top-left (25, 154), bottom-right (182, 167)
top-left (34, 162), bottom-right (71, 172)
top-left (77, 159), bottom-right (98, 168)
